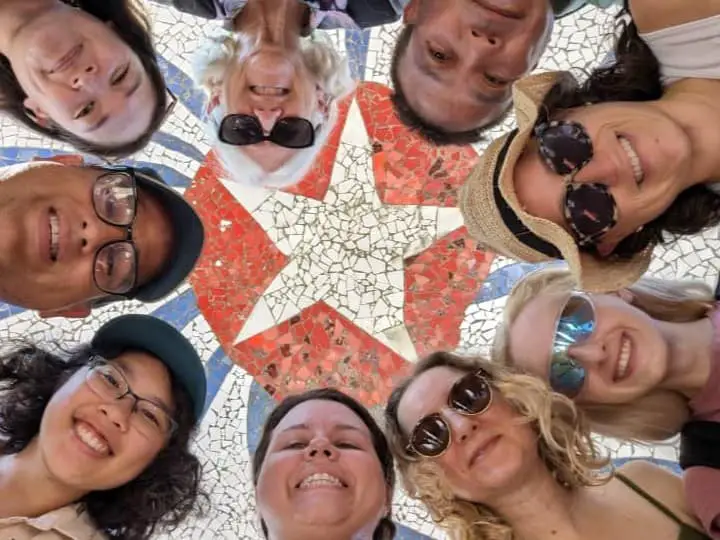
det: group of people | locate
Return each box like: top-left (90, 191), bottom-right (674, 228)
top-left (1, 0), bottom-right (719, 539)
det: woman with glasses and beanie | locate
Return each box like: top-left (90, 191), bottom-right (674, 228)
top-left (385, 351), bottom-right (711, 540)
top-left (0, 0), bottom-right (170, 158)
top-left (0, 314), bottom-right (207, 539)
top-left (493, 266), bottom-right (720, 538)
top-left (252, 387), bottom-right (396, 540)
top-left (459, 0), bottom-right (720, 293)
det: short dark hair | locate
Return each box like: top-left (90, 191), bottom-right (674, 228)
top-left (540, 13), bottom-right (720, 259)
top-left (390, 25), bottom-right (508, 146)
top-left (0, 0), bottom-right (167, 158)
top-left (0, 342), bottom-right (205, 540)
top-left (252, 388), bottom-right (396, 540)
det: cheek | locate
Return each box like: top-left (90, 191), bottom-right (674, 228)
top-left (255, 455), bottom-right (295, 512)
top-left (112, 434), bottom-right (163, 480)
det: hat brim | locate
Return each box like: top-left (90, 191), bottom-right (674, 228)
top-left (132, 168), bottom-right (204, 303)
top-left (91, 315), bottom-right (207, 422)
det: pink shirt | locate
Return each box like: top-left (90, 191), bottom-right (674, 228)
top-left (685, 308), bottom-right (720, 539)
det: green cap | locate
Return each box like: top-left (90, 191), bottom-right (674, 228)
top-left (92, 315), bottom-right (207, 423)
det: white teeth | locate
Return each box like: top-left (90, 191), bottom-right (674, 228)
top-left (619, 136), bottom-right (644, 184)
top-left (298, 473), bottom-right (343, 489)
top-left (615, 337), bottom-right (631, 380)
top-left (75, 422), bottom-right (110, 456)
top-left (49, 213), bottom-right (59, 261)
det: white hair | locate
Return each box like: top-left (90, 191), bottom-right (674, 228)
top-left (193, 31), bottom-right (355, 189)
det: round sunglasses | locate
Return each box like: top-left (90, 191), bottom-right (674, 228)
top-left (533, 120), bottom-right (618, 248)
top-left (407, 371), bottom-right (493, 458)
top-left (218, 114), bottom-right (315, 149)
top-left (548, 292), bottom-right (596, 398)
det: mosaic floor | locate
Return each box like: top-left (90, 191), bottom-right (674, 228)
top-left (1, 3), bottom-right (716, 539)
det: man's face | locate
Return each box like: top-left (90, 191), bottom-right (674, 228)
top-left (397, 0), bottom-right (553, 133)
top-left (0, 163), bottom-right (173, 312)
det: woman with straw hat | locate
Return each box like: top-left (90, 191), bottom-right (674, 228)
top-left (459, 0), bottom-right (720, 292)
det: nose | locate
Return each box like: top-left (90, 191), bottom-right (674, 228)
top-left (303, 439), bottom-right (339, 462)
top-left (70, 63), bottom-right (99, 90)
top-left (470, 26), bottom-right (501, 48)
top-left (445, 410), bottom-right (478, 445)
top-left (99, 397), bottom-right (133, 432)
top-left (79, 217), bottom-right (124, 255)
top-left (252, 107), bottom-right (283, 133)
top-left (567, 340), bottom-right (607, 367)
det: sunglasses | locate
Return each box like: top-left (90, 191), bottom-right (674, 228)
top-left (534, 120), bottom-right (618, 248)
top-left (218, 114), bottom-right (315, 149)
top-left (548, 292), bottom-right (596, 398)
top-left (407, 371), bottom-right (493, 458)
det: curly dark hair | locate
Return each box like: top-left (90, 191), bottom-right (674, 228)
top-left (538, 11), bottom-right (720, 259)
top-left (390, 24), bottom-right (510, 146)
top-left (252, 388), bottom-right (397, 540)
top-left (0, 342), bottom-right (204, 540)
top-left (0, 0), bottom-right (168, 158)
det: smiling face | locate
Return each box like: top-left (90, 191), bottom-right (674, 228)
top-left (397, 0), bottom-right (552, 132)
top-left (396, 366), bottom-right (540, 502)
top-left (508, 290), bottom-right (669, 404)
top-left (6, 6), bottom-right (156, 147)
top-left (514, 101), bottom-right (694, 256)
top-left (37, 351), bottom-right (174, 491)
top-left (255, 400), bottom-right (388, 539)
top-left (0, 163), bottom-right (172, 311)
top-left (222, 46), bottom-right (322, 173)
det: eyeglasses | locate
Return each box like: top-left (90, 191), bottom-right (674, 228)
top-left (91, 170), bottom-right (139, 296)
top-left (86, 357), bottom-right (177, 438)
top-left (164, 88), bottom-right (178, 123)
top-left (534, 120), bottom-right (619, 248)
top-left (407, 371), bottom-right (493, 458)
top-left (218, 114), bottom-right (315, 149)
top-left (548, 292), bottom-right (596, 398)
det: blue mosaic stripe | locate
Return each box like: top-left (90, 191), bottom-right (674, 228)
top-left (0, 147), bottom-right (193, 187)
top-left (345, 28), bottom-right (371, 80)
top-left (203, 345), bottom-right (234, 417)
top-left (151, 130), bottom-right (206, 163)
top-left (158, 54), bottom-right (207, 121)
top-left (0, 302), bottom-right (28, 322)
top-left (150, 288), bottom-right (201, 329)
top-left (475, 261), bottom-right (566, 303)
top-left (613, 457), bottom-right (681, 475)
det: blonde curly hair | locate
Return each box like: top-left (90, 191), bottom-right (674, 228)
top-left (494, 267), bottom-right (715, 442)
top-left (193, 30), bottom-right (355, 188)
top-left (384, 351), bottom-right (610, 540)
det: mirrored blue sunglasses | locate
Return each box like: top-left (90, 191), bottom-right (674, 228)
top-left (549, 292), bottom-right (596, 398)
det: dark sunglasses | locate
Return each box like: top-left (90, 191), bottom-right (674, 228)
top-left (534, 120), bottom-right (618, 248)
top-left (218, 114), bottom-right (315, 149)
top-left (407, 371), bottom-right (493, 458)
top-left (548, 292), bottom-right (596, 398)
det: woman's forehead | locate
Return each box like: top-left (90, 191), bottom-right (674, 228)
top-left (274, 400), bottom-right (369, 433)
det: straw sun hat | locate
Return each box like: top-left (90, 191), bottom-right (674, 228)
top-left (459, 70), bottom-right (652, 293)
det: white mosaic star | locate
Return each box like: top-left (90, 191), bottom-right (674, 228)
top-left (220, 99), bottom-right (463, 361)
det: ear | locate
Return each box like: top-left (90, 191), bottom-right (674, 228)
top-left (315, 87), bottom-right (330, 118)
top-left (38, 303), bottom-right (92, 319)
top-left (205, 90), bottom-right (222, 116)
top-left (616, 288), bottom-right (635, 304)
top-left (595, 239), bottom-right (619, 258)
top-left (23, 97), bottom-right (51, 127)
top-left (403, 0), bottom-right (419, 24)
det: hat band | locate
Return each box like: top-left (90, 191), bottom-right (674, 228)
top-left (492, 129), bottom-right (562, 259)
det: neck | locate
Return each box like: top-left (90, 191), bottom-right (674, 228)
top-left (233, 0), bottom-right (305, 48)
top-left (0, 0), bottom-right (56, 55)
top-left (0, 438), bottom-right (87, 519)
top-left (656, 317), bottom-right (714, 399)
top-left (658, 81), bottom-right (720, 189)
top-left (490, 465), bottom-right (582, 540)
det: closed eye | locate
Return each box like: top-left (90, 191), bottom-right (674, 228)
top-left (335, 442), bottom-right (360, 449)
top-left (284, 441), bottom-right (307, 450)
top-left (111, 64), bottom-right (130, 86)
top-left (75, 102), bottom-right (95, 119)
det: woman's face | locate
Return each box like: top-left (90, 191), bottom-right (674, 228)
top-left (222, 45), bottom-right (322, 173)
top-left (508, 290), bottom-right (669, 404)
top-left (396, 366), bottom-right (540, 503)
top-left (7, 7), bottom-right (156, 147)
top-left (38, 351), bottom-right (173, 492)
top-left (513, 101), bottom-right (693, 256)
top-left (256, 400), bottom-right (389, 539)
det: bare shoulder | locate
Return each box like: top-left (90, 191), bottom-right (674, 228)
top-left (617, 460), bottom-right (702, 529)
top-left (630, 0), bottom-right (720, 34)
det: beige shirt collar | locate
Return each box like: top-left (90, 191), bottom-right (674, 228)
top-left (0, 504), bottom-right (105, 540)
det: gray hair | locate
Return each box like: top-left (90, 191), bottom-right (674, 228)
top-left (194, 31), bottom-right (355, 188)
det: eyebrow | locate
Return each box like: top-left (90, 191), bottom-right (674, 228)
top-left (280, 423), bottom-right (364, 434)
top-left (114, 357), bottom-right (172, 411)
